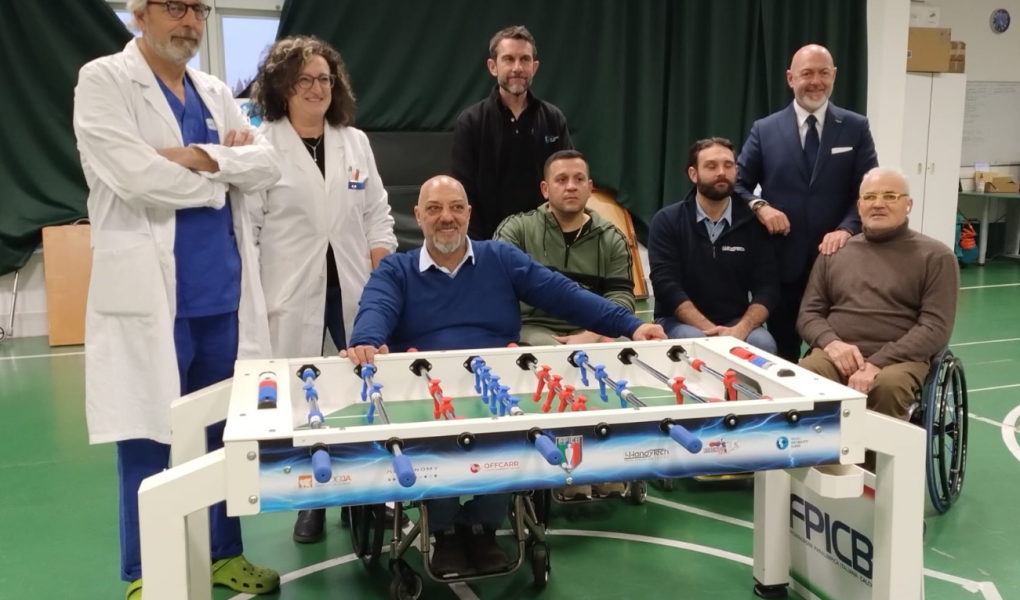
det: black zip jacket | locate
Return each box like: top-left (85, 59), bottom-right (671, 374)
top-left (649, 189), bottom-right (780, 325)
top-left (451, 86), bottom-right (572, 240)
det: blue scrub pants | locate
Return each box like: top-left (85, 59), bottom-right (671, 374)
top-left (116, 312), bottom-right (242, 581)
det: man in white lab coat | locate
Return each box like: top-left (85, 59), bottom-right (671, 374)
top-left (72, 2), bottom-right (281, 598)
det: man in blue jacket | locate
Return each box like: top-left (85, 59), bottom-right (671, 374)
top-left (735, 44), bottom-right (878, 361)
top-left (650, 138), bottom-right (780, 354)
top-left (346, 175), bottom-right (664, 576)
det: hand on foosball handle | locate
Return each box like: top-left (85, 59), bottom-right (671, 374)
top-left (341, 344), bottom-right (390, 366)
top-left (631, 323), bottom-right (667, 341)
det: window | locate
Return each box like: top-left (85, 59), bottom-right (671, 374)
top-left (115, 10), bottom-right (203, 72)
top-left (222, 16), bottom-right (279, 97)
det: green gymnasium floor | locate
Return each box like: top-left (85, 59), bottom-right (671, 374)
top-left (2, 261), bottom-right (1020, 600)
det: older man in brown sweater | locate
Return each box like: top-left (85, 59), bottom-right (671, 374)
top-left (797, 166), bottom-right (959, 420)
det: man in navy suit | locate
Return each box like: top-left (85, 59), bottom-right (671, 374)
top-left (736, 44), bottom-right (878, 362)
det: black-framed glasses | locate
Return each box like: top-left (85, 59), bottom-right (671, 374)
top-left (295, 74), bottom-right (337, 90)
top-left (146, 1), bottom-right (212, 21)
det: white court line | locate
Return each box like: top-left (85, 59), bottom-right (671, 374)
top-left (962, 412), bottom-right (1020, 430)
top-left (969, 383), bottom-right (1020, 393)
top-left (951, 337), bottom-right (1020, 347)
top-left (968, 359), bottom-right (1014, 366)
top-left (0, 351), bottom-right (84, 361)
top-left (1002, 405), bottom-right (1020, 465)
top-left (224, 521), bottom-right (1003, 600)
top-left (960, 283), bottom-right (1020, 290)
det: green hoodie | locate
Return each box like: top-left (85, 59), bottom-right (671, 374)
top-left (493, 203), bottom-right (636, 334)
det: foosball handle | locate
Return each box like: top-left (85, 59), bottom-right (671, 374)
top-left (389, 439), bottom-right (416, 488)
top-left (312, 447), bottom-right (332, 483)
top-left (529, 429), bottom-right (563, 465)
top-left (662, 420), bottom-right (703, 454)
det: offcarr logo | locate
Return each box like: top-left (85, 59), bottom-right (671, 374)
top-left (469, 461), bottom-right (520, 473)
top-left (624, 449), bottom-right (670, 461)
top-left (556, 435), bottom-right (583, 473)
top-left (298, 475), bottom-right (313, 489)
top-left (790, 494), bottom-right (874, 585)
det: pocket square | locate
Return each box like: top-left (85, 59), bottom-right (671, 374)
top-left (832, 146), bottom-right (853, 154)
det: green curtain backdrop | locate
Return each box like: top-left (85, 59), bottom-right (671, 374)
top-left (0, 0), bottom-right (867, 276)
top-left (278, 0), bottom-right (869, 240)
top-left (0, 0), bottom-right (130, 276)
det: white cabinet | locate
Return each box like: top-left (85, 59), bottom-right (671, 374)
top-left (899, 72), bottom-right (967, 249)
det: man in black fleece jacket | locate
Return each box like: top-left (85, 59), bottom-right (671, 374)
top-left (649, 138), bottom-right (781, 354)
top-left (451, 25), bottom-right (573, 240)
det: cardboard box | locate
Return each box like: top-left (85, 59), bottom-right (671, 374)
top-left (950, 40), bottom-right (966, 59)
top-left (949, 59), bottom-right (965, 73)
top-left (42, 223), bottom-right (92, 346)
top-left (975, 172), bottom-right (1020, 193)
top-left (910, 5), bottom-right (941, 27)
top-left (907, 27), bottom-right (951, 72)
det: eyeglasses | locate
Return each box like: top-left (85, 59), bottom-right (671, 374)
top-left (295, 74), bottom-right (337, 90)
top-left (860, 192), bottom-right (908, 204)
top-left (146, 1), bottom-right (212, 21)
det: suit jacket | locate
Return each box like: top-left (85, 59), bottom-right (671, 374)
top-left (735, 102), bottom-right (878, 283)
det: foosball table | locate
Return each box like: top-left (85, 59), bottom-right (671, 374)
top-left (138, 338), bottom-right (926, 600)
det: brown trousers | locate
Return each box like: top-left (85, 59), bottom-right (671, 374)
top-left (799, 348), bottom-right (930, 420)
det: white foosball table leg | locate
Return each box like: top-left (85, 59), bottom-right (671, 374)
top-left (753, 469), bottom-right (791, 597)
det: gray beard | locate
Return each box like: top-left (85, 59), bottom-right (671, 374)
top-left (145, 31), bottom-right (199, 66)
top-left (432, 232), bottom-right (465, 254)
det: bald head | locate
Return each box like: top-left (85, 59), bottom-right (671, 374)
top-left (787, 44), bottom-right (836, 112)
top-left (857, 166), bottom-right (913, 234)
top-left (790, 44), bottom-right (834, 70)
top-left (416, 175), bottom-right (471, 255)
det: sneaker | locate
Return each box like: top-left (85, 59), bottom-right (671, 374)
top-left (429, 529), bottom-right (472, 576)
top-left (465, 527), bottom-right (509, 572)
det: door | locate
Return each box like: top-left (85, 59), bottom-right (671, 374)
top-left (901, 73), bottom-right (934, 234)
top-left (923, 73), bottom-right (967, 249)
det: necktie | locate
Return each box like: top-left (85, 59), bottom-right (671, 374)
top-left (804, 114), bottom-right (820, 176)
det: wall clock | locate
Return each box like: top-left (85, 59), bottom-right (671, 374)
top-left (991, 8), bottom-right (1010, 33)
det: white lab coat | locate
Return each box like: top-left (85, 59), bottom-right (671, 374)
top-left (248, 118), bottom-right (397, 359)
top-left (73, 39), bottom-right (280, 445)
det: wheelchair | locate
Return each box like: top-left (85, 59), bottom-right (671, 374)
top-left (652, 348), bottom-right (970, 513)
top-left (909, 347), bottom-right (969, 514)
top-left (349, 491), bottom-right (551, 600)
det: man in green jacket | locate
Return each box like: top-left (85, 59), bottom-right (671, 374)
top-left (494, 150), bottom-right (636, 347)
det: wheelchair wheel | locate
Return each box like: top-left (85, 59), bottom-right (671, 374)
top-left (350, 504), bottom-right (387, 568)
top-left (925, 352), bottom-right (969, 514)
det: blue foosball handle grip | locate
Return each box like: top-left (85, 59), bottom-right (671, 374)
top-left (668, 424), bottom-right (703, 454)
top-left (312, 449), bottom-right (332, 483)
top-left (392, 454), bottom-right (416, 487)
top-left (533, 434), bottom-right (563, 465)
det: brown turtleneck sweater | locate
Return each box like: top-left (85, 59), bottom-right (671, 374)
top-left (797, 222), bottom-right (960, 368)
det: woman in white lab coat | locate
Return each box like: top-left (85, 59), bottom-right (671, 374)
top-left (247, 36), bottom-right (397, 543)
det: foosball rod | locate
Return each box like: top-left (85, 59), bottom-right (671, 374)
top-left (615, 354), bottom-right (714, 404)
top-left (668, 349), bottom-right (763, 399)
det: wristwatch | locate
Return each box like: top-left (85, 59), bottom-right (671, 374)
top-left (751, 199), bottom-right (769, 212)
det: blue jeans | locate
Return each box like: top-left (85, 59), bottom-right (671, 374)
top-left (117, 313), bottom-right (243, 581)
top-left (656, 316), bottom-right (778, 355)
top-left (426, 494), bottom-right (512, 533)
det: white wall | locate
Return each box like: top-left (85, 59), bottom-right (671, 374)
top-left (867, 0), bottom-right (911, 169)
top-left (928, 0), bottom-right (1020, 220)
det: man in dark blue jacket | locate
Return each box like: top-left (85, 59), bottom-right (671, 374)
top-left (650, 138), bottom-right (780, 354)
top-left (735, 44), bottom-right (878, 361)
